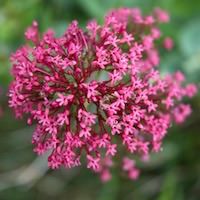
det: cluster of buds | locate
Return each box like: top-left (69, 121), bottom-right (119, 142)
top-left (8, 7), bottom-right (197, 181)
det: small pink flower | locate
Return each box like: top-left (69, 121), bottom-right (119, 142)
top-left (154, 8), bottom-right (170, 23)
top-left (174, 71), bottom-right (185, 83)
top-left (57, 110), bottom-right (69, 125)
top-left (120, 31), bottom-right (134, 46)
top-left (152, 141), bottom-right (162, 152)
top-left (100, 169), bottom-right (112, 182)
top-left (106, 144), bottom-right (117, 156)
top-left (163, 37), bottom-right (174, 50)
top-left (104, 35), bottom-right (120, 47)
top-left (151, 27), bottom-right (161, 39)
top-left (25, 21), bottom-right (38, 43)
top-left (185, 84), bottom-right (197, 97)
top-left (128, 168), bottom-right (140, 180)
top-left (56, 94), bottom-right (74, 106)
top-left (87, 155), bottom-right (100, 171)
top-left (173, 104), bottom-right (192, 124)
top-left (82, 81), bottom-right (99, 101)
top-left (87, 20), bottom-right (100, 39)
top-left (144, 15), bottom-right (155, 25)
top-left (123, 157), bottom-right (135, 171)
top-left (108, 70), bottom-right (122, 86)
top-left (79, 127), bottom-right (91, 138)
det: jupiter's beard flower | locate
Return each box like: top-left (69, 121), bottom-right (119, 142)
top-left (9, 8), bottom-right (197, 181)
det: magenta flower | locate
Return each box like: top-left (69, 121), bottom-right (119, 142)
top-left (9, 8), bottom-right (197, 181)
top-left (163, 37), bottom-right (174, 50)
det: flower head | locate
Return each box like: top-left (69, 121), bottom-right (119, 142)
top-left (9, 8), bottom-right (197, 181)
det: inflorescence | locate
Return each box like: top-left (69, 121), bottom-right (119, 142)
top-left (9, 8), bottom-right (197, 181)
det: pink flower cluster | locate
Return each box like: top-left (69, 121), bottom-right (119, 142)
top-left (9, 8), bottom-right (197, 181)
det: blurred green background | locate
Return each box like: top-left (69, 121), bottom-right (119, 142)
top-left (0, 0), bottom-right (200, 199)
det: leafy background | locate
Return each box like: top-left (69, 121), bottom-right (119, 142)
top-left (0, 0), bottom-right (200, 199)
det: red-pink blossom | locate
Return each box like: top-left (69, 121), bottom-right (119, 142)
top-left (8, 8), bottom-right (197, 181)
top-left (163, 37), bottom-right (174, 50)
top-left (100, 169), bottom-right (112, 182)
top-left (154, 8), bottom-right (170, 23)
